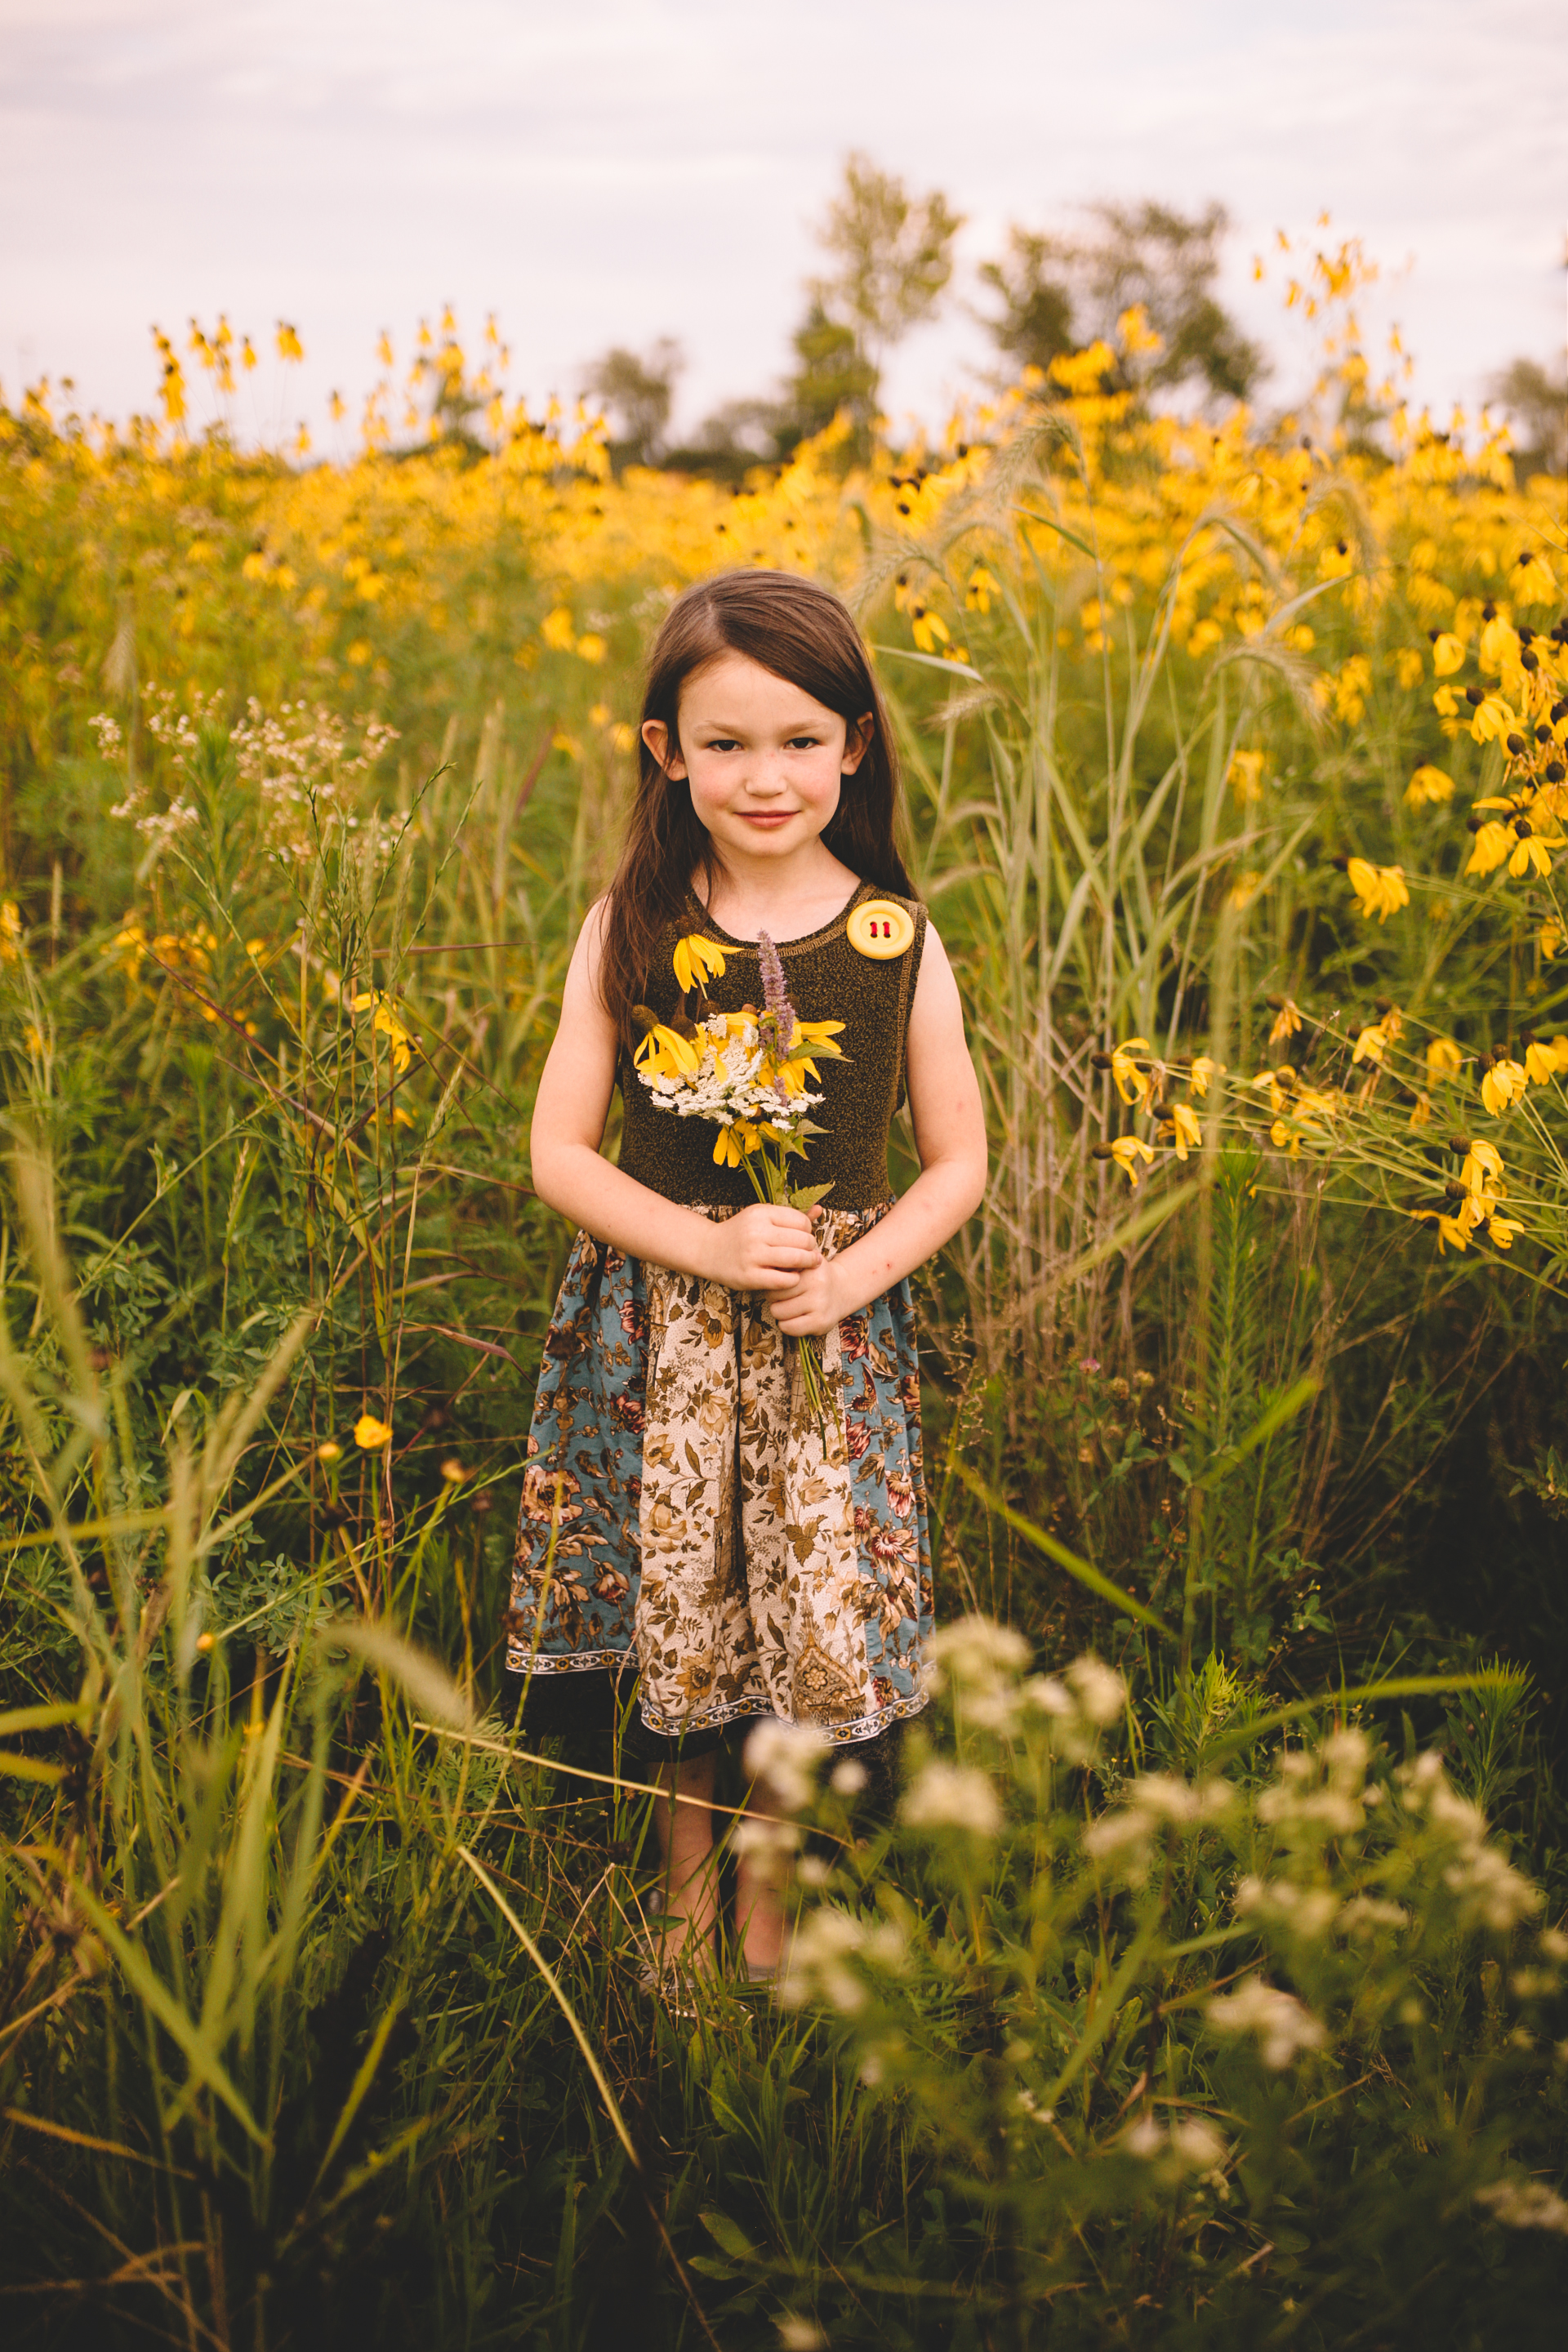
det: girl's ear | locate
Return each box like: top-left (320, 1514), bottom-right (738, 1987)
top-left (840, 711), bottom-right (875, 776)
top-left (641, 718), bottom-right (687, 779)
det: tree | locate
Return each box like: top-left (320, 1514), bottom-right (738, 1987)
top-left (976, 229), bottom-right (1076, 378)
top-left (581, 339), bottom-right (683, 467)
top-left (979, 200), bottom-right (1265, 409)
top-left (775, 154), bottom-right (963, 456)
top-left (782, 301), bottom-right (880, 446)
top-left (1488, 357), bottom-right (1567, 479)
top-left (814, 153), bottom-right (964, 379)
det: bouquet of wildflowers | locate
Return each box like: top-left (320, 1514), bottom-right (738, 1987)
top-left (635, 931), bottom-right (845, 1412)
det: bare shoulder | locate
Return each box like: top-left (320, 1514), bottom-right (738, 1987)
top-left (566, 892), bottom-right (613, 982)
top-left (556, 893), bottom-right (618, 1036)
top-left (910, 917), bottom-right (963, 1023)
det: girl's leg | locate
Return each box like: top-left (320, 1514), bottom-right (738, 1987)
top-left (652, 1749), bottom-right (719, 1962)
top-left (734, 1769), bottom-right (788, 1972)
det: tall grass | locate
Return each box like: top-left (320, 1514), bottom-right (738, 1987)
top-left (4, 315), bottom-right (1568, 2339)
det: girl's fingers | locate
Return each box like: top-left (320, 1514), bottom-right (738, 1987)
top-left (748, 1252), bottom-right (821, 1289)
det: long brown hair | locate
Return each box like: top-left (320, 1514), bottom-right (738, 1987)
top-left (597, 568), bottom-right (914, 1044)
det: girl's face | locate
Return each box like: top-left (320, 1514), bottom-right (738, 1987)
top-left (642, 652), bottom-right (871, 868)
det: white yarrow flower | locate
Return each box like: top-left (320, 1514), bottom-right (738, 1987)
top-left (744, 1721), bottom-right (831, 1814)
top-left (1206, 1976), bottom-right (1326, 2069)
top-left (1476, 2179), bottom-right (1568, 2236)
top-left (901, 1761), bottom-right (1002, 1838)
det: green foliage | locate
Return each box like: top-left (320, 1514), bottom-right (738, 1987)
top-left (4, 322), bottom-right (1568, 2341)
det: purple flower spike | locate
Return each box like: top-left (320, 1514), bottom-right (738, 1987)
top-left (756, 929), bottom-right (795, 1050)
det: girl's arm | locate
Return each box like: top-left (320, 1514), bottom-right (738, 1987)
top-left (529, 900), bottom-right (823, 1294)
top-left (769, 924), bottom-right (987, 1337)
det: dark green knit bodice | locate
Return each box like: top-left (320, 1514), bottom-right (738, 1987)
top-left (616, 881), bottom-right (927, 1211)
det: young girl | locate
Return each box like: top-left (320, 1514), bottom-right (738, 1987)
top-left (505, 568), bottom-right (986, 1980)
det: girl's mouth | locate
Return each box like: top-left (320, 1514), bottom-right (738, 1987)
top-left (741, 811), bottom-right (795, 828)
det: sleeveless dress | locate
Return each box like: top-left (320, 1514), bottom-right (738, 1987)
top-left (503, 880), bottom-right (933, 1750)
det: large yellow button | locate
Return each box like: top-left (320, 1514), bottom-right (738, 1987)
top-left (847, 898), bottom-right (915, 959)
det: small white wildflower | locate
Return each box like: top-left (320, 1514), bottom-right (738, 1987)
top-left (1232, 1878), bottom-right (1338, 1940)
top-left (929, 1616), bottom-right (1031, 1686)
top-left (1444, 1846), bottom-right (1541, 1934)
top-left (1428, 1784), bottom-right (1489, 1845)
top-left (1131, 1772), bottom-right (1231, 1826)
top-left (777, 2317), bottom-right (828, 2351)
top-left (1022, 1674), bottom-right (1073, 1717)
top-left (744, 1721), bottom-right (830, 1814)
top-left (1066, 1655), bottom-right (1127, 1726)
top-left (777, 1910), bottom-right (869, 2014)
top-left (1083, 1806), bottom-right (1156, 1884)
top-left (1206, 1976), bottom-right (1326, 2069)
top-left (928, 1617), bottom-right (1031, 1731)
top-left (830, 1757), bottom-right (867, 1797)
top-left (1539, 1927), bottom-right (1568, 1962)
top-left (777, 1911), bottom-right (905, 2016)
top-left (901, 1761), bottom-right (1001, 1838)
top-left (1121, 2112), bottom-right (1227, 2174)
top-left (795, 1855), bottom-right (832, 1889)
top-left (1475, 2179), bottom-right (1568, 2236)
top-left (1339, 1894), bottom-right (1410, 1938)
top-left (732, 1816), bottom-right (800, 1864)
top-left (1257, 1779), bottom-right (1362, 1837)
top-left (1169, 2116), bottom-right (1228, 2171)
top-left (1321, 1726), bottom-right (1371, 1780)
top-left (1398, 1749), bottom-right (1447, 1799)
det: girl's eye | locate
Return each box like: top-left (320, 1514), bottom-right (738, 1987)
top-left (705, 737), bottom-right (740, 753)
top-left (786, 736), bottom-right (822, 751)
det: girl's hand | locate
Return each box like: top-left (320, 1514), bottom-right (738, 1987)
top-left (707, 1204), bottom-right (821, 1292)
top-left (769, 1257), bottom-right (843, 1338)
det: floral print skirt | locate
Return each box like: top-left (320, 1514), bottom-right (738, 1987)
top-left (505, 1204), bottom-right (932, 1746)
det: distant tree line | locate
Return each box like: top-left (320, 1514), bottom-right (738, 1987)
top-left (580, 154), bottom-right (1565, 484)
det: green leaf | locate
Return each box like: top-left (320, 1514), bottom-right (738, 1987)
top-left (700, 2208), bottom-right (760, 2262)
top-left (1186, 1374), bottom-right (1319, 1493)
top-left (0, 1753), bottom-right (65, 1784)
top-left (949, 1460), bottom-right (1174, 1640)
top-left (789, 1183), bottom-right (835, 1212)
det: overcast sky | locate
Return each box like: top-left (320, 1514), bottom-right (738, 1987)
top-left (2, 0), bottom-right (1564, 446)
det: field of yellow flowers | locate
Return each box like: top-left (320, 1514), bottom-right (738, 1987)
top-left (2, 246), bottom-right (1568, 2346)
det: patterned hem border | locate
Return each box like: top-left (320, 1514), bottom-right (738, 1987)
top-left (637, 1684), bottom-right (930, 1750)
top-left (504, 1649), bottom-right (634, 1679)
